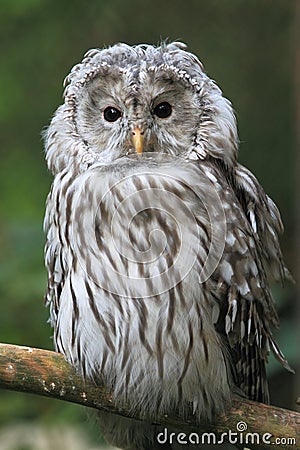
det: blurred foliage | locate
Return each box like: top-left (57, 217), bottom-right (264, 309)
top-left (0, 0), bottom-right (298, 444)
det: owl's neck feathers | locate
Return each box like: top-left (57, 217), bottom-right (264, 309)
top-left (44, 42), bottom-right (238, 175)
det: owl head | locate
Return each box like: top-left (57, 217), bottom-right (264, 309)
top-left (45, 42), bottom-right (238, 175)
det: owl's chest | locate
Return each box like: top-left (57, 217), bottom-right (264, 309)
top-left (67, 162), bottom-right (211, 299)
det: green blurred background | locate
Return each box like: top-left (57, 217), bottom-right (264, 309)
top-left (0, 0), bottom-right (299, 448)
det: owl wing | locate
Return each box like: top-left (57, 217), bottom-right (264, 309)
top-left (234, 163), bottom-right (292, 283)
top-left (44, 169), bottom-right (72, 331)
top-left (210, 160), bottom-right (293, 403)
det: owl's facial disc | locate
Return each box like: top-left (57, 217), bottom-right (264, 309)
top-left (74, 69), bottom-right (201, 160)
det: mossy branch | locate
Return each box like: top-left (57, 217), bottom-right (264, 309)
top-left (0, 343), bottom-right (299, 449)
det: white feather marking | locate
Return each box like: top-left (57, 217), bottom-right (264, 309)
top-left (231, 299), bottom-right (237, 324)
top-left (238, 280), bottom-right (251, 297)
top-left (220, 260), bottom-right (234, 283)
top-left (249, 208), bottom-right (257, 233)
top-left (226, 231), bottom-right (235, 247)
top-left (203, 168), bottom-right (218, 184)
top-left (225, 315), bottom-right (231, 335)
top-left (192, 398), bottom-right (198, 414)
top-left (247, 316), bottom-right (252, 336)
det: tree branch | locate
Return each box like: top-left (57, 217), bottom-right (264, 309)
top-left (0, 343), bottom-right (298, 449)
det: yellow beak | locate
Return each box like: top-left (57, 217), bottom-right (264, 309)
top-left (132, 127), bottom-right (144, 154)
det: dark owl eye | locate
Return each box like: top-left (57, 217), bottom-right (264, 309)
top-left (153, 102), bottom-right (172, 119)
top-left (103, 106), bottom-right (122, 122)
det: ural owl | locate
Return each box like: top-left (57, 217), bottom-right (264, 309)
top-left (44, 42), bottom-right (292, 449)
